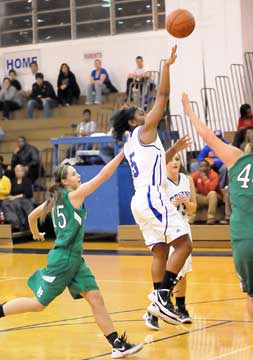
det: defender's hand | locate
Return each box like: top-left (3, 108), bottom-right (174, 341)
top-left (174, 135), bottom-right (192, 152)
top-left (166, 45), bottom-right (177, 66)
top-left (182, 93), bottom-right (192, 116)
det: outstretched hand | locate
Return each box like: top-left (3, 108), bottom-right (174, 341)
top-left (166, 45), bottom-right (177, 66)
top-left (174, 135), bottom-right (192, 152)
top-left (33, 232), bottom-right (46, 242)
top-left (182, 92), bottom-right (192, 116)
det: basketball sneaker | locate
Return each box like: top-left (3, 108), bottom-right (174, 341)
top-left (143, 310), bottom-right (159, 330)
top-left (175, 306), bottom-right (192, 324)
top-left (112, 332), bottom-right (143, 359)
top-left (148, 289), bottom-right (180, 325)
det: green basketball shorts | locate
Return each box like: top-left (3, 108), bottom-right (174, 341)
top-left (232, 239), bottom-right (253, 297)
top-left (27, 249), bottom-right (99, 306)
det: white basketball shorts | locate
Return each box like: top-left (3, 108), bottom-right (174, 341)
top-left (131, 185), bottom-right (188, 250)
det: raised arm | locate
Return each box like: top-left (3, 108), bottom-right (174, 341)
top-left (165, 135), bottom-right (192, 163)
top-left (182, 93), bottom-right (243, 169)
top-left (69, 151), bottom-right (124, 208)
top-left (139, 45), bottom-right (177, 144)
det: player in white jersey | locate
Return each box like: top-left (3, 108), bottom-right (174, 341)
top-left (112, 46), bottom-right (192, 327)
top-left (166, 153), bottom-right (196, 323)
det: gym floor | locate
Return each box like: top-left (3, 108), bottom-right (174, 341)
top-left (0, 240), bottom-right (252, 360)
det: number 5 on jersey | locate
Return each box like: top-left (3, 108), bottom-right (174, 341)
top-left (129, 152), bottom-right (139, 178)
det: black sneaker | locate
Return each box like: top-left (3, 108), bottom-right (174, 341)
top-left (143, 311), bottom-right (159, 330)
top-left (148, 289), bottom-right (180, 325)
top-left (175, 306), bottom-right (192, 324)
top-left (112, 332), bottom-right (143, 359)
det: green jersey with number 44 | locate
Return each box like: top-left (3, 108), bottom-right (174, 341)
top-left (51, 188), bottom-right (86, 253)
top-left (229, 153), bottom-right (253, 241)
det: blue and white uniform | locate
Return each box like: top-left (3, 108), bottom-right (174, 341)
top-left (124, 126), bottom-right (188, 249)
top-left (167, 173), bottom-right (192, 276)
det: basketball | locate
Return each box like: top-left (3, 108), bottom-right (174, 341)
top-left (165, 9), bottom-right (195, 38)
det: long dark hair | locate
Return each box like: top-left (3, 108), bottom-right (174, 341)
top-left (112, 107), bottom-right (137, 140)
top-left (59, 63), bottom-right (70, 75)
top-left (40, 165), bottom-right (69, 222)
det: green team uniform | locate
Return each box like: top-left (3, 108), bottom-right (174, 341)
top-left (28, 188), bottom-right (99, 306)
top-left (229, 153), bottom-right (253, 297)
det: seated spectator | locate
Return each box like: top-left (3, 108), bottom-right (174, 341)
top-left (27, 73), bottom-right (57, 119)
top-left (192, 160), bottom-right (223, 225)
top-left (233, 126), bottom-right (253, 151)
top-left (66, 109), bottom-right (96, 159)
top-left (0, 166), bottom-right (11, 206)
top-left (86, 59), bottom-right (117, 105)
top-left (237, 104), bottom-right (253, 130)
top-left (126, 56), bottom-right (149, 100)
top-left (22, 61), bottom-right (38, 95)
top-left (0, 156), bottom-right (7, 173)
top-left (2, 165), bottom-right (33, 231)
top-left (11, 136), bottom-right (40, 182)
top-left (190, 130), bottom-right (228, 188)
top-left (8, 70), bottom-right (22, 91)
top-left (76, 109), bottom-right (96, 136)
top-left (57, 63), bottom-right (80, 106)
top-left (0, 77), bottom-right (22, 120)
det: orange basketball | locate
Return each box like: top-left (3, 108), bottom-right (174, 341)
top-left (165, 9), bottom-right (195, 38)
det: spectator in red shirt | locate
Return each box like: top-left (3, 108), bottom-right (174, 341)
top-left (192, 160), bottom-right (222, 225)
top-left (237, 104), bottom-right (253, 130)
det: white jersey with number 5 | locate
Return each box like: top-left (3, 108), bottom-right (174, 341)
top-left (124, 125), bottom-right (188, 249)
top-left (166, 173), bottom-right (191, 222)
top-left (124, 126), bottom-right (167, 189)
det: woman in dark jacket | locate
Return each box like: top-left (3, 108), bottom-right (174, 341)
top-left (2, 164), bottom-right (33, 231)
top-left (57, 63), bottom-right (80, 106)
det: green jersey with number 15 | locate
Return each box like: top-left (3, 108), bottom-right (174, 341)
top-left (51, 188), bottom-right (86, 253)
top-left (229, 153), bottom-right (253, 241)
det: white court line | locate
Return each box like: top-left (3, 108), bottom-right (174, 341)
top-left (0, 277), bottom-right (239, 286)
top-left (208, 345), bottom-right (253, 359)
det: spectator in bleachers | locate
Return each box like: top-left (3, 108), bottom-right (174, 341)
top-left (0, 156), bottom-right (7, 174)
top-left (126, 56), bottom-right (148, 100)
top-left (8, 70), bottom-right (22, 91)
top-left (0, 165), bottom-right (11, 206)
top-left (237, 104), bottom-right (253, 130)
top-left (86, 59), bottom-right (117, 105)
top-left (2, 164), bottom-right (33, 231)
top-left (0, 77), bottom-right (22, 120)
top-left (192, 159), bottom-right (222, 225)
top-left (57, 63), bottom-right (80, 106)
top-left (77, 109), bottom-right (96, 136)
top-left (11, 136), bottom-right (40, 182)
top-left (22, 61), bottom-right (38, 95)
top-left (27, 73), bottom-right (57, 119)
top-left (190, 130), bottom-right (228, 188)
top-left (233, 127), bottom-right (253, 151)
top-left (66, 109), bottom-right (97, 159)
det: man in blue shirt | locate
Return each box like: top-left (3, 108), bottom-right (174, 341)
top-left (190, 130), bottom-right (228, 188)
top-left (86, 59), bottom-right (116, 104)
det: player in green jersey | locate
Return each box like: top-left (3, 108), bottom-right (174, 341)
top-left (0, 153), bottom-right (143, 359)
top-left (182, 92), bottom-right (253, 319)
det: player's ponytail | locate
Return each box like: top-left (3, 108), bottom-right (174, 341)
top-left (112, 107), bottom-right (137, 140)
top-left (40, 165), bottom-right (69, 223)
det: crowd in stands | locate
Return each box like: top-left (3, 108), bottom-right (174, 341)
top-left (0, 54), bottom-right (253, 232)
top-left (0, 136), bottom-right (40, 231)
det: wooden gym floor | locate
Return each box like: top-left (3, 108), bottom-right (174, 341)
top-left (0, 240), bottom-right (252, 360)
